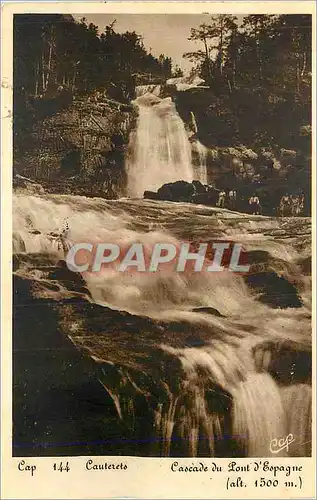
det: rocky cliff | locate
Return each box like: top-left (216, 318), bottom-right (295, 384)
top-left (14, 93), bottom-right (136, 198)
top-left (163, 79), bottom-right (311, 215)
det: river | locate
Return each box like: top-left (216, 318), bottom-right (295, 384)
top-left (13, 192), bottom-right (311, 457)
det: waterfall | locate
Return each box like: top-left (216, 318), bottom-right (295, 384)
top-left (190, 111), bottom-right (208, 185)
top-left (135, 84), bottom-right (161, 97)
top-left (126, 91), bottom-right (193, 197)
top-left (190, 111), bottom-right (198, 134)
top-left (126, 87), bottom-right (207, 197)
top-left (192, 140), bottom-right (208, 185)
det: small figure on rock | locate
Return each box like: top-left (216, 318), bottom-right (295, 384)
top-left (249, 194), bottom-right (261, 215)
top-left (217, 190), bottom-right (226, 208)
top-left (228, 189), bottom-right (237, 209)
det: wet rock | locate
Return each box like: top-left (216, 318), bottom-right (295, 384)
top-left (157, 180), bottom-right (196, 202)
top-left (13, 274), bottom-right (123, 457)
top-left (192, 180), bottom-right (207, 194)
top-left (14, 270), bottom-right (228, 456)
top-left (48, 260), bottom-right (91, 296)
top-left (253, 340), bottom-right (311, 385)
top-left (192, 307), bottom-right (225, 318)
top-left (184, 336), bottom-right (207, 347)
top-left (13, 252), bottom-right (60, 272)
top-left (145, 180), bottom-right (218, 205)
top-left (296, 256), bottom-right (311, 275)
top-left (13, 175), bottom-right (45, 195)
top-left (244, 271), bottom-right (303, 308)
top-left (143, 190), bottom-right (159, 200)
top-left (192, 189), bottom-right (218, 206)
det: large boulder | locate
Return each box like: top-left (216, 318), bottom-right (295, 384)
top-left (192, 180), bottom-right (207, 194)
top-left (143, 190), bottom-right (159, 200)
top-left (192, 188), bottom-right (218, 206)
top-left (243, 250), bottom-right (304, 309)
top-left (157, 180), bottom-right (196, 201)
top-left (144, 180), bottom-right (219, 206)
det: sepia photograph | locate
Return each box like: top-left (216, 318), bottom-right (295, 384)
top-left (11, 9), bottom-right (312, 462)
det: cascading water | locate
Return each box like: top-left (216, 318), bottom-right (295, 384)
top-left (126, 86), bottom-right (207, 197)
top-left (135, 84), bottom-right (161, 97)
top-left (13, 192), bottom-right (312, 457)
top-left (189, 111), bottom-right (208, 185)
top-left (192, 139), bottom-right (208, 185)
top-left (126, 91), bottom-right (193, 197)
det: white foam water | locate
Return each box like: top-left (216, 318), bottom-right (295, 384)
top-left (13, 193), bottom-right (312, 457)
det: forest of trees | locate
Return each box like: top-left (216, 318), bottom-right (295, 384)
top-left (182, 14), bottom-right (311, 152)
top-left (13, 14), bottom-right (179, 175)
top-left (14, 13), bottom-right (311, 154)
top-left (14, 14), bottom-right (175, 105)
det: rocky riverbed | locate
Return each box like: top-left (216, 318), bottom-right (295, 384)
top-left (13, 193), bottom-right (311, 457)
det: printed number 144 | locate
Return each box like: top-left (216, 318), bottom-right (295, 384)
top-left (53, 462), bottom-right (70, 472)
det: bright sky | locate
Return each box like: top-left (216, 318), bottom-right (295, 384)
top-left (73, 14), bottom-right (222, 73)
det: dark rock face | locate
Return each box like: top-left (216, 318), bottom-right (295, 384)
top-left (192, 180), bottom-right (207, 194)
top-left (14, 98), bottom-right (136, 199)
top-left (192, 307), bottom-right (225, 318)
top-left (13, 258), bottom-right (235, 457)
top-left (13, 275), bottom-right (122, 457)
top-left (245, 271), bottom-right (303, 309)
top-left (192, 191), bottom-right (219, 206)
top-left (253, 340), bottom-right (312, 386)
top-left (143, 190), bottom-right (159, 200)
top-left (157, 180), bottom-right (196, 201)
top-left (144, 180), bottom-right (219, 205)
top-left (12, 273), bottom-right (160, 457)
top-left (244, 250), bottom-right (304, 309)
